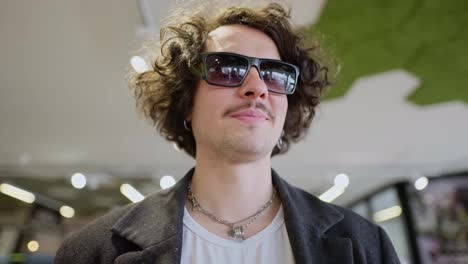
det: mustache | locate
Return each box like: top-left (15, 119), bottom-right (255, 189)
top-left (224, 101), bottom-right (274, 120)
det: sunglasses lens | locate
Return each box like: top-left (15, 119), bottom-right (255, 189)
top-left (205, 54), bottom-right (248, 86)
top-left (260, 61), bottom-right (297, 94)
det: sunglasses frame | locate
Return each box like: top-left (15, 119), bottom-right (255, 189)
top-left (199, 52), bottom-right (300, 95)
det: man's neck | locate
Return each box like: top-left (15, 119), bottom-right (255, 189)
top-left (189, 150), bottom-right (275, 224)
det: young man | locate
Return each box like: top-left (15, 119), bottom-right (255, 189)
top-left (55, 3), bottom-right (400, 264)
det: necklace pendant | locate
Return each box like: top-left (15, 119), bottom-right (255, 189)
top-left (230, 226), bottom-right (245, 241)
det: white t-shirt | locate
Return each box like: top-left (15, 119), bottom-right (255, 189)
top-left (180, 205), bottom-right (295, 264)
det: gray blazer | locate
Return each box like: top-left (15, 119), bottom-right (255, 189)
top-left (54, 169), bottom-right (401, 263)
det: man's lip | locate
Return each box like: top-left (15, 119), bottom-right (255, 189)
top-left (229, 109), bottom-right (269, 119)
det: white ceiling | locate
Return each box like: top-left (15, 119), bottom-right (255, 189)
top-left (1, 0), bottom-right (467, 204)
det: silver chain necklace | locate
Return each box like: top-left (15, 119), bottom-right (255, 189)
top-left (187, 184), bottom-right (277, 241)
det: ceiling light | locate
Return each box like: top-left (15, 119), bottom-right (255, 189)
top-left (59, 205), bottom-right (75, 218)
top-left (27, 240), bottom-right (39, 252)
top-left (334, 173), bottom-right (350, 189)
top-left (318, 173), bottom-right (350, 203)
top-left (373, 205), bottom-right (402, 223)
top-left (319, 185), bottom-right (345, 203)
top-left (0, 183), bottom-right (35, 203)
top-left (120, 183), bottom-right (145, 203)
top-left (414, 176), bottom-right (429, 191)
top-left (160, 175), bottom-right (176, 189)
top-left (130, 56), bottom-right (149, 73)
top-left (71, 173), bottom-right (87, 189)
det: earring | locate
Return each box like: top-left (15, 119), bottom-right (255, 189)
top-left (276, 137), bottom-right (283, 150)
top-left (183, 120), bottom-right (191, 131)
top-left (276, 130), bottom-right (285, 150)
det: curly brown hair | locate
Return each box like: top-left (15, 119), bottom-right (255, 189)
top-left (128, 2), bottom-right (331, 158)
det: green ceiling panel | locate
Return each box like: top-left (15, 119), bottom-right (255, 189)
top-left (307, 0), bottom-right (468, 105)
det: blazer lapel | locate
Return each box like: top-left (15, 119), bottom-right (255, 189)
top-left (272, 169), bottom-right (355, 264)
top-left (112, 169), bottom-right (195, 264)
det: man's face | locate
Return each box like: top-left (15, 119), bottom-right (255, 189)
top-left (189, 24), bottom-right (288, 161)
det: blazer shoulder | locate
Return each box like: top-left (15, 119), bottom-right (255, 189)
top-left (325, 202), bottom-right (401, 263)
top-left (289, 184), bottom-right (380, 235)
top-left (287, 185), bottom-right (400, 263)
top-left (54, 203), bottom-right (137, 264)
top-left (328, 203), bottom-right (380, 235)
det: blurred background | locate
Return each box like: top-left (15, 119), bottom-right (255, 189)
top-left (0, 0), bottom-right (467, 263)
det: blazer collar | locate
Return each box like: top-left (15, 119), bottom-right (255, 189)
top-left (272, 170), bottom-right (351, 263)
top-left (112, 168), bottom-right (348, 263)
top-left (271, 169), bottom-right (343, 236)
top-left (111, 168), bottom-right (194, 263)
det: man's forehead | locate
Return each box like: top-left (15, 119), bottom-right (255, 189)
top-left (205, 24), bottom-right (281, 59)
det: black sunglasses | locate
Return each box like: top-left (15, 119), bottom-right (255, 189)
top-left (199, 52), bottom-right (300, 95)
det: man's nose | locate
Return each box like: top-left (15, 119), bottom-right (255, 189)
top-left (237, 67), bottom-right (268, 100)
